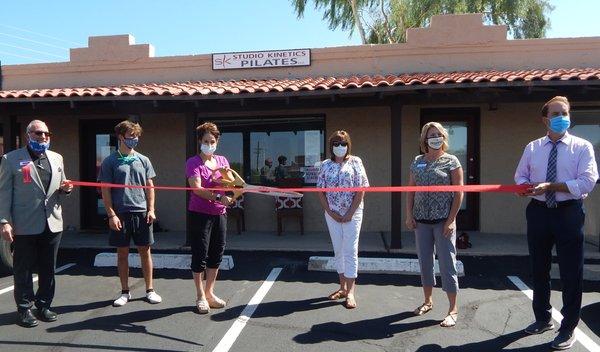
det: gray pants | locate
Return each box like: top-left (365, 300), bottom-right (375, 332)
top-left (414, 221), bottom-right (459, 293)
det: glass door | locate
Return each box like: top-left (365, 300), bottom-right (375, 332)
top-left (80, 120), bottom-right (120, 229)
top-left (421, 108), bottom-right (480, 230)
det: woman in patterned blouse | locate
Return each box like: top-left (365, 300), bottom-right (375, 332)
top-left (406, 122), bottom-right (464, 327)
top-left (317, 130), bottom-right (369, 309)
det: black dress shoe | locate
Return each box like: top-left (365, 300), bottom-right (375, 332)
top-left (524, 321), bottom-right (554, 335)
top-left (551, 330), bottom-right (576, 350)
top-left (37, 308), bottom-right (58, 322)
top-left (17, 309), bottom-right (38, 328)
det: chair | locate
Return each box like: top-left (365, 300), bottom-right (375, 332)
top-left (275, 178), bottom-right (304, 236)
top-left (227, 195), bottom-right (245, 235)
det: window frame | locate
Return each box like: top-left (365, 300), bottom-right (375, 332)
top-left (570, 106), bottom-right (600, 184)
top-left (201, 114), bottom-right (327, 186)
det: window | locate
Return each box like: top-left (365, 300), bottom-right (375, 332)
top-left (219, 132), bottom-right (244, 176)
top-left (211, 116), bottom-right (325, 186)
top-left (571, 109), bottom-right (600, 182)
top-left (441, 122), bottom-right (467, 210)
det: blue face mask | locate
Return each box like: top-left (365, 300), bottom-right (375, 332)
top-left (123, 137), bottom-right (139, 150)
top-left (28, 138), bottom-right (50, 153)
top-left (549, 115), bottom-right (570, 134)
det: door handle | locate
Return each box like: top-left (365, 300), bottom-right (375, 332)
top-left (468, 175), bottom-right (474, 180)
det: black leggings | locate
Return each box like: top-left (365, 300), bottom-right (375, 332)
top-left (189, 212), bottom-right (227, 273)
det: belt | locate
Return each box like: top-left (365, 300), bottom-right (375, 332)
top-left (530, 199), bottom-right (582, 209)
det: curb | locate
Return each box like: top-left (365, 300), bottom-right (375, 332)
top-left (308, 256), bottom-right (465, 276)
top-left (93, 253), bottom-right (234, 270)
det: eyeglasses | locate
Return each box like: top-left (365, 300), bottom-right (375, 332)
top-left (332, 142), bottom-right (348, 147)
top-left (30, 130), bottom-right (53, 137)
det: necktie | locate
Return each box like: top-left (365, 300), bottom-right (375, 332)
top-left (545, 141), bottom-right (558, 208)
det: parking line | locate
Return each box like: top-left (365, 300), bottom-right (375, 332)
top-left (0, 263), bottom-right (76, 296)
top-left (507, 275), bottom-right (600, 352)
top-left (212, 267), bottom-right (283, 352)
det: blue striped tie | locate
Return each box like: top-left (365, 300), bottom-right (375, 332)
top-left (545, 141), bottom-right (558, 208)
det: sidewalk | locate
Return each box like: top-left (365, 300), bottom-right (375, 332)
top-left (60, 230), bottom-right (600, 259)
top-left (387, 231), bottom-right (600, 259)
top-left (59, 230), bottom-right (386, 252)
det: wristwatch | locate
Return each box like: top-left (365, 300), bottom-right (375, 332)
top-left (215, 193), bottom-right (222, 202)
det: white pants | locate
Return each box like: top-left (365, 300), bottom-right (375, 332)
top-left (324, 208), bottom-right (363, 279)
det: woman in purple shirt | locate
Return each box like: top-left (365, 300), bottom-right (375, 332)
top-left (186, 122), bottom-right (234, 314)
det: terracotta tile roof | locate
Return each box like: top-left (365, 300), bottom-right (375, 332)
top-left (1, 68), bottom-right (598, 100)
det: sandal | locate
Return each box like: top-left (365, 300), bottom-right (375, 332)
top-left (327, 290), bottom-right (347, 300)
top-left (345, 294), bottom-right (357, 309)
top-left (207, 296), bottom-right (226, 309)
top-left (196, 299), bottom-right (210, 314)
top-left (413, 303), bottom-right (433, 316)
top-left (440, 312), bottom-right (458, 327)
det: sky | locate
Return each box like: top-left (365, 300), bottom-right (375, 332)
top-left (0, 0), bottom-right (599, 65)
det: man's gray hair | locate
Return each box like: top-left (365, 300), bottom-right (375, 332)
top-left (26, 120), bottom-right (47, 133)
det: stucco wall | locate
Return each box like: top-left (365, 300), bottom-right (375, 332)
top-left (137, 113), bottom-right (186, 232)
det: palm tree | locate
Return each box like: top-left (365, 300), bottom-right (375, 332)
top-left (291, 0), bottom-right (375, 44)
top-left (291, 0), bottom-right (553, 44)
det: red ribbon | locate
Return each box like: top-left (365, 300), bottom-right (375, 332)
top-left (69, 181), bottom-right (528, 193)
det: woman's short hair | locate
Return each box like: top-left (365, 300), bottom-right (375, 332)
top-left (419, 122), bottom-right (449, 153)
top-left (196, 122), bottom-right (220, 140)
top-left (115, 120), bottom-right (142, 137)
top-left (328, 130), bottom-right (352, 161)
top-left (541, 96), bottom-right (570, 117)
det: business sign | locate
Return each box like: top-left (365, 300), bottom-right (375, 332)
top-left (212, 49), bottom-right (310, 70)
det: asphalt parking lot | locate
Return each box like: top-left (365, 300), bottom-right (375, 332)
top-left (0, 250), bottom-right (599, 352)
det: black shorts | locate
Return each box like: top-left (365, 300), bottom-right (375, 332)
top-left (109, 212), bottom-right (154, 248)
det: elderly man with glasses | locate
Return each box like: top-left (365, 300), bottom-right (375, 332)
top-left (0, 119), bottom-right (73, 328)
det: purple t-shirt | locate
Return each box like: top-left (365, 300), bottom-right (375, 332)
top-left (186, 155), bottom-right (230, 215)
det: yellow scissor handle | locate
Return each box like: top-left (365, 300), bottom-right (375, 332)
top-left (211, 167), bottom-right (245, 200)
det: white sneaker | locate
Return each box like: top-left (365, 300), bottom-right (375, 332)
top-left (146, 290), bottom-right (162, 304)
top-left (113, 292), bottom-right (131, 307)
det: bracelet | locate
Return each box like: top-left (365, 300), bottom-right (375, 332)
top-left (107, 214), bottom-right (117, 219)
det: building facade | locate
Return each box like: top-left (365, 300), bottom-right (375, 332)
top-left (1, 14), bottom-right (599, 248)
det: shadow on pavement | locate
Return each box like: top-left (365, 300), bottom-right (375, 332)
top-left (293, 311), bottom-right (438, 344)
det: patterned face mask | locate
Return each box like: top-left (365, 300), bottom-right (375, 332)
top-left (28, 138), bottom-right (50, 153)
top-left (123, 137), bottom-right (139, 150)
top-left (427, 137), bottom-right (444, 150)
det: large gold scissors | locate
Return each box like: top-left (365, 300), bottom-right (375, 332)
top-left (210, 167), bottom-right (303, 200)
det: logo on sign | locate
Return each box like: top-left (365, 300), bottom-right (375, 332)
top-left (212, 49), bottom-right (311, 70)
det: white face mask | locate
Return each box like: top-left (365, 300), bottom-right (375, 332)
top-left (333, 145), bottom-right (348, 158)
top-left (200, 143), bottom-right (217, 156)
top-left (427, 137), bottom-right (444, 150)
